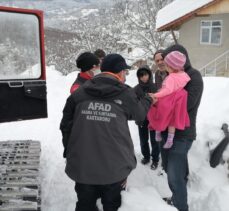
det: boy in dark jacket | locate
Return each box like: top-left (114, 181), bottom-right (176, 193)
top-left (134, 66), bottom-right (160, 169)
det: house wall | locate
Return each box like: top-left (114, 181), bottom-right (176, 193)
top-left (198, 0), bottom-right (229, 15)
top-left (178, 13), bottom-right (229, 69)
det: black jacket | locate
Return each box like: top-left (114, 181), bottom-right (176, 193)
top-left (163, 44), bottom-right (204, 140)
top-left (154, 69), bottom-right (168, 91)
top-left (73, 73), bottom-right (88, 86)
top-left (70, 73), bottom-right (90, 93)
top-left (134, 66), bottom-right (157, 126)
top-left (60, 73), bottom-right (151, 184)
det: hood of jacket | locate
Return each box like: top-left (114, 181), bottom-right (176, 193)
top-left (83, 74), bottom-right (128, 98)
top-left (136, 66), bottom-right (153, 86)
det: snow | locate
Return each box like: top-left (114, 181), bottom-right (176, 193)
top-left (81, 8), bottom-right (98, 17)
top-left (18, 64), bottom-right (41, 79)
top-left (1, 66), bottom-right (229, 211)
top-left (156, 0), bottom-right (215, 30)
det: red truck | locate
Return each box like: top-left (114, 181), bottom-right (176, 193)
top-left (0, 6), bottom-right (47, 210)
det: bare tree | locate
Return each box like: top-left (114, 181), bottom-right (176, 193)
top-left (117, 0), bottom-right (172, 56)
top-left (69, 6), bottom-right (128, 54)
top-left (44, 0), bottom-right (173, 74)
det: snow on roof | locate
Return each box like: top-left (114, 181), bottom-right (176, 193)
top-left (156, 0), bottom-right (216, 31)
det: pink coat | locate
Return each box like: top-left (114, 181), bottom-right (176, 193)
top-left (154, 72), bottom-right (190, 98)
top-left (147, 72), bottom-right (190, 131)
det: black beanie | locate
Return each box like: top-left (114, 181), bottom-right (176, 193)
top-left (76, 52), bottom-right (100, 72)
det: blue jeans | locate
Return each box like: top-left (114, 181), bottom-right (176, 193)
top-left (160, 138), bottom-right (193, 211)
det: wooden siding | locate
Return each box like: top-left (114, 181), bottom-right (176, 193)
top-left (198, 0), bottom-right (229, 15)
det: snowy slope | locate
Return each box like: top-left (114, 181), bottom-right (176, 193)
top-left (0, 0), bottom-right (111, 29)
top-left (0, 66), bottom-right (229, 211)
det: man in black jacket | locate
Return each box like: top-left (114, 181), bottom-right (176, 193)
top-left (161, 44), bottom-right (203, 211)
top-left (134, 66), bottom-right (160, 169)
top-left (60, 53), bottom-right (151, 211)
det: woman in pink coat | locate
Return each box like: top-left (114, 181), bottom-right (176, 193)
top-left (147, 51), bottom-right (190, 149)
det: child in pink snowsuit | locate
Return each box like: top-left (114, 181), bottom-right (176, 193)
top-left (147, 51), bottom-right (191, 149)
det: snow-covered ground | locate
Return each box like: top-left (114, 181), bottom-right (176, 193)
top-left (1, 66), bottom-right (229, 211)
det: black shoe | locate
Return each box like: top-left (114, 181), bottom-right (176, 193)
top-left (141, 158), bottom-right (150, 165)
top-left (150, 161), bottom-right (158, 170)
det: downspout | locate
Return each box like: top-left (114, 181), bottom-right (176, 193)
top-left (171, 29), bottom-right (178, 44)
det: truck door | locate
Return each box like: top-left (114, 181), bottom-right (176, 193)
top-left (0, 6), bottom-right (47, 123)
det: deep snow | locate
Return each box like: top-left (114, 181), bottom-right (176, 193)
top-left (0, 66), bottom-right (229, 211)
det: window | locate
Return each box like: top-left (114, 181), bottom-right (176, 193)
top-left (200, 20), bottom-right (222, 45)
top-left (0, 11), bottom-right (41, 80)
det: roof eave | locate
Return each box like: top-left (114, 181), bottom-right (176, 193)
top-left (157, 12), bottom-right (194, 31)
top-left (157, 0), bottom-right (219, 32)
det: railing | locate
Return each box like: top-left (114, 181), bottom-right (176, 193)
top-left (200, 50), bottom-right (229, 77)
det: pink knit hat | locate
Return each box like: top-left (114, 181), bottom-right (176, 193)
top-left (164, 51), bottom-right (186, 71)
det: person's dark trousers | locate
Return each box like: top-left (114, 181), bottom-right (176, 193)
top-left (160, 138), bottom-right (193, 211)
top-left (138, 123), bottom-right (160, 162)
top-left (149, 130), bottom-right (160, 162)
top-left (75, 179), bottom-right (125, 211)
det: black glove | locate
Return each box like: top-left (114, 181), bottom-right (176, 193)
top-left (62, 131), bottom-right (70, 158)
top-left (135, 120), bottom-right (145, 127)
top-left (136, 119), bottom-right (149, 127)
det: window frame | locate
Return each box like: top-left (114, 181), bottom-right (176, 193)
top-left (0, 6), bottom-right (46, 81)
top-left (200, 20), bottom-right (222, 46)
